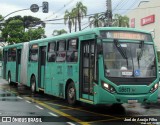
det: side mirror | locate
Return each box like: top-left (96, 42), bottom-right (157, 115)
top-left (97, 43), bottom-right (103, 54)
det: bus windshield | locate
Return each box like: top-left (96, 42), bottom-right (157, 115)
top-left (103, 41), bottom-right (156, 78)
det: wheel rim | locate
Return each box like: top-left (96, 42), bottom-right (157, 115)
top-left (31, 81), bottom-right (35, 92)
top-left (8, 74), bottom-right (11, 84)
top-left (8, 77), bottom-right (10, 84)
top-left (68, 87), bottom-right (75, 100)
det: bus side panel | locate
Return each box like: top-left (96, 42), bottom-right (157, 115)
top-left (3, 50), bottom-right (7, 79)
top-left (55, 63), bottom-right (64, 97)
top-left (27, 62), bottom-right (38, 88)
top-left (45, 63), bottom-right (57, 95)
top-left (64, 63), bottom-right (80, 100)
top-left (7, 62), bottom-right (16, 82)
top-left (20, 42), bottom-right (29, 85)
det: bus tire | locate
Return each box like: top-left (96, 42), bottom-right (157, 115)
top-left (8, 72), bottom-right (11, 85)
top-left (67, 82), bottom-right (76, 105)
top-left (31, 76), bottom-right (36, 93)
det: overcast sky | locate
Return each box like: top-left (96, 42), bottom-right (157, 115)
top-left (0, 0), bottom-right (143, 37)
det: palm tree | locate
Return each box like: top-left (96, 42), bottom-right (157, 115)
top-left (72, 7), bottom-right (78, 32)
top-left (89, 13), bottom-right (105, 28)
top-left (75, 2), bottom-right (87, 31)
top-left (53, 29), bottom-right (67, 36)
top-left (112, 14), bottom-right (129, 27)
top-left (64, 10), bottom-right (74, 33)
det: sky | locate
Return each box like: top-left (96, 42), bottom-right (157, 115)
top-left (0, 0), bottom-right (143, 37)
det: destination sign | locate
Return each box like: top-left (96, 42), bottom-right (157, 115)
top-left (100, 31), bottom-right (152, 42)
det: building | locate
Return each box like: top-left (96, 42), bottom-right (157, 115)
top-left (126, 0), bottom-right (160, 51)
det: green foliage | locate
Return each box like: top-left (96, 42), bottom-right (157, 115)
top-left (1, 15), bottom-right (45, 44)
top-left (53, 29), bottom-right (67, 36)
top-left (75, 2), bottom-right (87, 31)
top-left (89, 13), bottom-right (105, 27)
top-left (64, 2), bottom-right (87, 32)
top-left (64, 10), bottom-right (74, 33)
top-left (0, 15), bottom-right (3, 31)
top-left (112, 14), bottom-right (129, 27)
top-left (28, 27), bottom-right (45, 40)
top-left (6, 19), bottom-right (24, 44)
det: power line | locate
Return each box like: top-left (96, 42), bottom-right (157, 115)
top-left (43, 12), bottom-right (105, 23)
top-left (122, 0), bottom-right (139, 14)
top-left (44, 0), bottom-right (76, 20)
top-left (49, 0), bottom-right (84, 20)
top-left (112, 0), bottom-right (126, 13)
top-left (42, 3), bottom-right (159, 25)
top-left (114, 5), bottom-right (160, 10)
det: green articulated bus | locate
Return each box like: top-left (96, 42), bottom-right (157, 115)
top-left (2, 27), bottom-right (159, 105)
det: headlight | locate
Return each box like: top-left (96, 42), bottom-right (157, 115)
top-left (101, 81), bottom-right (116, 93)
top-left (150, 83), bottom-right (159, 93)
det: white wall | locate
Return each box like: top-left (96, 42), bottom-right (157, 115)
top-left (126, 0), bottom-right (160, 51)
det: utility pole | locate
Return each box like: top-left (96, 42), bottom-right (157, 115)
top-left (105, 0), bottom-right (112, 27)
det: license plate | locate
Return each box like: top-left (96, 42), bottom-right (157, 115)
top-left (128, 100), bottom-right (138, 103)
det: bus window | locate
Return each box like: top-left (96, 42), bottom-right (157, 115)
top-left (67, 39), bottom-right (78, 62)
top-left (8, 48), bottom-right (16, 62)
top-left (29, 44), bottom-right (38, 62)
top-left (48, 42), bottom-right (56, 62)
top-left (56, 40), bottom-right (66, 62)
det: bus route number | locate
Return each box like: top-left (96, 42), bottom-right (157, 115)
top-left (119, 87), bottom-right (130, 93)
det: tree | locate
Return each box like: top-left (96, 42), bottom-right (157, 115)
top-left (1, 15), bottom-right (45, 44)
top-left (89, 13), bottom-right (104, 27)
top-left (27, 27), bottom-right (45, 41)
top-left (3, 19), bottom-right (24, 44)
top-left (0, 15), bottom-right (3, 31)
top-left (23, 16), bottom-right (43, 29)
top-left (71, 7), bottom-right (78, 32)
top-left (112, 14), bottom-right (129, 27)
top-left (64, 10), bottom-right (74, 33)
top-left (53, 29), bottom-right (67, 36)
top-left (75, 2), bottom-right (87, 31)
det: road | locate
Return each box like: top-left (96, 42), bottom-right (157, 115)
top-left (0, 78), bottom-right (159, 125)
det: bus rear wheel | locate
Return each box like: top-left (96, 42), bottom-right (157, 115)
top-left (31, 76), bottom-right (36, 93)
top-left (67, 82), bottom-right (76, 105)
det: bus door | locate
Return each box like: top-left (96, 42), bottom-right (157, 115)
top-left (16, 49), bottom-right (21, 82)
top-left (38, 46), bottom-right (46, 89)
top-left (80, 39), bottom-right (96, 101)
top-left (3, 50), bottom-right (8, 79)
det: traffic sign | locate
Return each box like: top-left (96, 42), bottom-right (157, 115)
top-left (30, 4), bottom-right (39, 13)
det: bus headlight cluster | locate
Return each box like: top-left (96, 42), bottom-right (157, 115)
top-left (150, 83), bottom-right (159, 93)
top-left (101, 81), bottom-right (116, 93)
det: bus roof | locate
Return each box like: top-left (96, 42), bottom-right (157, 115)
top-left (3, 42), bottom-right (24, 49)
top-left (4, 27), bottom-right (152, 46)
top-left (29, 27), bottom-right (151, 45)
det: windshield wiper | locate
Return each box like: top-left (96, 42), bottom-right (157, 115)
top-left (137, 41), bottom-right (144, 68)
top-left (114, 39), bottom-right (128, 67)
top-left (114, 39), bottom-right (128, 59)
top-left (137, 41), bottom-right (144, 60)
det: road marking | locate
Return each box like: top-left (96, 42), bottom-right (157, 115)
top-left (48, 112), bottom-right (58, 117)
top-left (67, 122), bottom-right (76, 125)
top-left (17, 96), bottom-right (23, 99)
top-left (26, 100), bottom-right (31, 104)
top-left (43, 102), bottom-right (128, 123)
top-left (35, 105), bottom-right (44, 110)
top-left (25, 97), bottom-right (90, 125)
top-left (44, 102), bottom-right (118, 118)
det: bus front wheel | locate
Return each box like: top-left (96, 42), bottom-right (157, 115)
top-left (31, 76), bottom-right (36, 93)
top-left (67, 82), bottom-right (76, 105)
